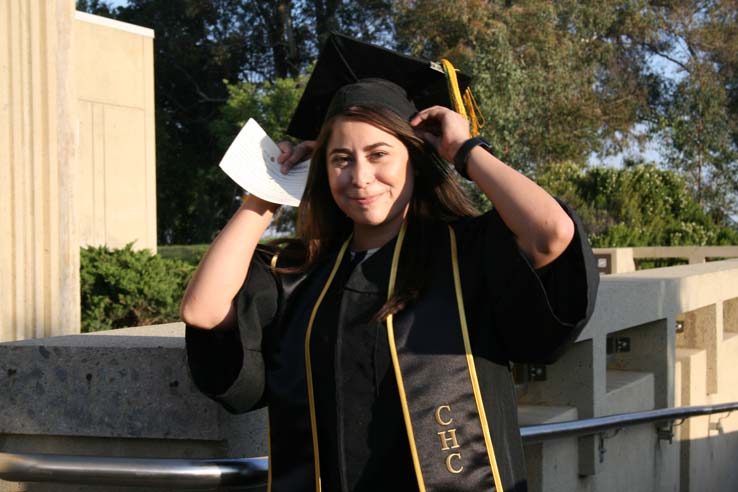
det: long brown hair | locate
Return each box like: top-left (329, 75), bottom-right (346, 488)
top-left (274, 105), bottom-right (478, 319)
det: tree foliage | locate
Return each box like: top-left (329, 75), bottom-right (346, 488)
top-left (394, 0), bottom-right (656, 171)
top-left (536, 162), bottom-right (738, 247)
top-left (642, 0), bottom-right (738, 222)
top-left (77, 0), bottom-right (392, 244)
top-left (76, 0), bottom-right (738, 245)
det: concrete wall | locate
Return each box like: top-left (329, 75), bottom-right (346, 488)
top-left (74, 12), bottom-right (157, 253)
top-left (0, 324), bottom-right (266, 492)
top-left (1, 262), bottom-right (738, 491)
top-left (594, 246), bottom-right (738, 274)
top-left (519, 259), bottom-right (738, 492)
top-left (1, 5), bottom-right (156, 344)
top-left (0, 0), bottom-right (81, 343)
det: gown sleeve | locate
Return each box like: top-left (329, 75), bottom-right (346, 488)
top-left (471, 200), bottom-right (599, 364)
top-left (185, 249), bottom-right (280, 414)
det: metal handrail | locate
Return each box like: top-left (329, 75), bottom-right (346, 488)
top-left (520, 400), bottom-right (738, 444)
top-left (2, 401), bottom-right (737, 489)
top-left (0, 454), bottom-right (268, 489)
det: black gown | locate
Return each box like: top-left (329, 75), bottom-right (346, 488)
top-left (186, 203), bottom-right (599, 492)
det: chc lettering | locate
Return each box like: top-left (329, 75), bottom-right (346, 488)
top-left (435, 405), bottom-right (464, 474)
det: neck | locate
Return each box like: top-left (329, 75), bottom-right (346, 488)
top-left (351, 214), bottom-right (406, 251)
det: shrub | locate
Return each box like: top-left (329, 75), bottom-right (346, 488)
top-left (535, 162), bottom-right (738, 247)
top-left (80, 244), bottom-right (195, 332)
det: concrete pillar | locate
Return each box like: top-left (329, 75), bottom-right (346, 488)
top-left (0, 0), bottom-right (80, 342)
top-left (677, 304), bottom-right (719, 395)
top-left (724, 297), bottom-right (738, 333)
top-left (687, 254), bottom-right (706, 265)
top-left (591, 248), bottom-right (635, 274)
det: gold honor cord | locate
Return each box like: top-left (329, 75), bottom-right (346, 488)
top-left (304, 236), bottom-right (352, 492)
top-left (266, 413), bottom-right (272, 492)
top-left (448, 226), bottom-right (504, 491)
top-left (383, 223), bottom-right (428, 492)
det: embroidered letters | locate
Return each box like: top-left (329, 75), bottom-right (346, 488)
top-left (435, 405), bottom-right (464, 474)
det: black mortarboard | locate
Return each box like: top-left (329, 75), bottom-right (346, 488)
top-left (286, 32), bottom-right (473, 140)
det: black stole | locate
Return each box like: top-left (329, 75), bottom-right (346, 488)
top-left (272, 224), bottom-right (504, 492)
top-left (385, 225), bottom-right (503, 491)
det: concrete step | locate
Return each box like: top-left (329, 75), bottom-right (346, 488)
top-left (517, 404), bottom-right (578, 426)
top-left (676, 347), bottom-right (705, 359)
top-left (723, 331), bottom-right (738, 343)
top-left (605, 370), bottom-right (654, 414)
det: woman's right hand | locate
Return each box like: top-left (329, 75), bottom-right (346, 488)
top-left (277, 140), bottom-right (316, 175)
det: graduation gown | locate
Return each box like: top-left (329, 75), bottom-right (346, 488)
top-left (186, 202), bottom-right (599, 492)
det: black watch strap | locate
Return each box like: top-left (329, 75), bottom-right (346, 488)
top-left (453, 137), bottom-right (492, 180)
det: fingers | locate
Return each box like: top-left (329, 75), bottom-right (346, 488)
top-left (277, 141), bottom-right (294, 165)
top-left (409, 105), bottom-right (450, 127)
top-left (411, 106), bottom-right (472, 161)
top-left (277, 140), bottom-right (316, 174)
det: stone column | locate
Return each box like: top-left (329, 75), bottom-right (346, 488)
top-left (0, 0), bottom-right (80, 342)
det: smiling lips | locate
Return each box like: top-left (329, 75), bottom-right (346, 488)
top-left (351, 192), bottom-right (383, 206)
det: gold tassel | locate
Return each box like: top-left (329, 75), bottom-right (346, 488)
top-left (440, 58), bottom-right (485, 137)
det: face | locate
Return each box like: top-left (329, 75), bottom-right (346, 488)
top-left (326, 117), bottom-right (414, 238)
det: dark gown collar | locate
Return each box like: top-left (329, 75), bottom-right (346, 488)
top-left (343, 234), bottom-right (398, 294)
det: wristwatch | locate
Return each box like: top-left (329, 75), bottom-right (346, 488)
top-left (453, 137), bottom-right (493, 180)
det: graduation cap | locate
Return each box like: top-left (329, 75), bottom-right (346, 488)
top-left (286, 32), bottom-right (481, 140)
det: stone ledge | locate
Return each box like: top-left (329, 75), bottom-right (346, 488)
top-left (0, 323), bottom-right (265, 456)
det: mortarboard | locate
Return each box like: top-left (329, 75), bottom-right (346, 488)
top-left (286, 32), bottom-right (476, 140)
top-left (224, 33), bottom-right (482, 207)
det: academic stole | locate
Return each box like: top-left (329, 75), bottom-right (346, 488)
top-left (304, 223), bottom-right (504, 492)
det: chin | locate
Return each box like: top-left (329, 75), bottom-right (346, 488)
top-left (348, 212), bottom-right (389, 227)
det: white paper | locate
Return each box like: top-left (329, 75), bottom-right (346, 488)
top-left (218, 118), bottom-right (309, 207)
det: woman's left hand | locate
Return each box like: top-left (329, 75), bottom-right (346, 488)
top-left (414, 107), bottom-right (574, 269)
top-left (410, 106), bottom-right (471, 163)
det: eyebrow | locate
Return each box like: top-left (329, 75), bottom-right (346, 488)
top-left (328, 142), bottom-right (393, 156)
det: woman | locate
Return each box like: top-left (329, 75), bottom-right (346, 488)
top-left (182, 34), bottom-right (598, 492)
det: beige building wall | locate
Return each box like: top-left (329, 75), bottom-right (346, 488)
top-left (0, 0), bottom-right (80, 343)
top-left (74, 11), bottom-right (157, 253)
top-left (1, 5), bottom-right (156, 343)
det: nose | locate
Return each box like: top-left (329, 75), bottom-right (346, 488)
top-left (351, 157), bottom-right (374, 188)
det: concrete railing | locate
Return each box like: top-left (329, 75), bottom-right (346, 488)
top-left (593, 245), bottom-right (738, 274)
top-left (2, 259), bottom-right (738, 492)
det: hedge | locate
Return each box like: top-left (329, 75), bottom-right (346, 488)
top-left (80, 244), bottom-right (195, 332)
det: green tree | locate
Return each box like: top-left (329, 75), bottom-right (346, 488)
top-left (536, 162), bottom-right (738, 247)
top-left (211, 75), bottom-right (308, 147)
top-left (640, 0), bottom-right (738, 223)
top-left (393, 0), bottom-right (656, 171)
top-left (77, 0), bottom-right (393, 243)
top-left (76, 0), bottom-right (115, 16)
top-left (78, 0), bottom-right (738, 241)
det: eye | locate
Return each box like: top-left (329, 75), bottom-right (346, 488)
top-left (369, 150), bottom-right (388, 161)
top-left (330, 154), bottom-right (352, 168)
